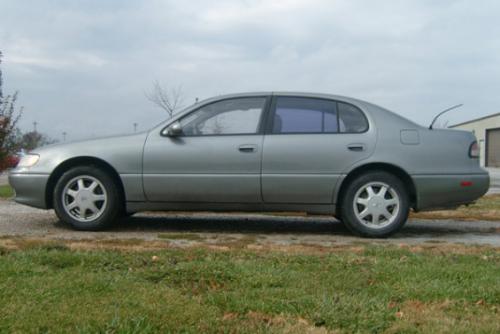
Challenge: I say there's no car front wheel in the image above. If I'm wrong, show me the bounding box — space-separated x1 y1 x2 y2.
53 166 121 230
340 171 410 237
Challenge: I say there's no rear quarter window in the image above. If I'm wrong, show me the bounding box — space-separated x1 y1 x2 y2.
338 102 368 133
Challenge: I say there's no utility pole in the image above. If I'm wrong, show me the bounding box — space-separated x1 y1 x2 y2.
33 121 38 132
62 132 67 142
133 123 138 133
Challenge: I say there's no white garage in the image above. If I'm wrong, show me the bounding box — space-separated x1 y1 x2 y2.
451 113 500 167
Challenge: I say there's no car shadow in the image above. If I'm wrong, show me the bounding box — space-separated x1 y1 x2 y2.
107 213 353 235
394 221 500 238
52 213 499 238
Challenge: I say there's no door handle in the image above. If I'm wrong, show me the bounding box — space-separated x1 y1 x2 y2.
347 144 366 152
238 144 257 153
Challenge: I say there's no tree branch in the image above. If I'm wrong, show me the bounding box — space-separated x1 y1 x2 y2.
145 80 185 118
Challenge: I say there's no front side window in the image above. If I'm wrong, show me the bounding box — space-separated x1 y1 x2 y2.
272 97 338 134
181 97 266 136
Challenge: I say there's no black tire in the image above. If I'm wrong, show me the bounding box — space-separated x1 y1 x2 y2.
340 171 410 238
53 166 122 231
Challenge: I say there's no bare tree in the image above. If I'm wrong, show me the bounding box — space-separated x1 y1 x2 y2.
145 80 185 119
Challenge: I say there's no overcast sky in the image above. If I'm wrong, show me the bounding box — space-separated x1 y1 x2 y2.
1 0 500 140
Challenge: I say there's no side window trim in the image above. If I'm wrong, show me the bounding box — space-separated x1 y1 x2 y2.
264 96 369 135
160 96 272 137
264 96 278 134
258 95 273 135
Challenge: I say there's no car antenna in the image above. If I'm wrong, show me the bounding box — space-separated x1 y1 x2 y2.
429 104 463 129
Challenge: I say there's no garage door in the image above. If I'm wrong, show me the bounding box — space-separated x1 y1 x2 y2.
487 128 500 167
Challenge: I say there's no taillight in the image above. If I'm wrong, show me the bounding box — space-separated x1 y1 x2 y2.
469 141 479 158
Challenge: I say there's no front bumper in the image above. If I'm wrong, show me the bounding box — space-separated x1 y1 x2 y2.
413 173 490 211
8 173 50 209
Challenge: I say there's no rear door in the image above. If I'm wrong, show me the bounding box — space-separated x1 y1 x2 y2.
261 96 375 204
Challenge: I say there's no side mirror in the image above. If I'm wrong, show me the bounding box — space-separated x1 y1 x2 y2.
165 122 183 137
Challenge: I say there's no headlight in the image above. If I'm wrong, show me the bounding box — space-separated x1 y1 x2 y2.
17 154 40 168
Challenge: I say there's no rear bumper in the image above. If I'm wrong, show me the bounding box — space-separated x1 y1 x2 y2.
413 173 490 211
8 173 49 209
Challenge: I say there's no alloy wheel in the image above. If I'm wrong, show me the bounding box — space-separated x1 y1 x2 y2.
62 175 108 223
353 181 400 229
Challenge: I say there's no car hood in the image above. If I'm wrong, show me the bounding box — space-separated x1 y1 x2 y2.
32 132 148 155
15 132 149 175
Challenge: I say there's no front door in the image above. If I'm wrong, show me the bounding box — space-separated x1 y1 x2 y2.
261 96 375 204
143 96 268 203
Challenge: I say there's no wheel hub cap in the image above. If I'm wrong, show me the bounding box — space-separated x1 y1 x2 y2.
62 175 108 223
353 182 400 229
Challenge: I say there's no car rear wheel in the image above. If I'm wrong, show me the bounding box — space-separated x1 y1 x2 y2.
340 171 410 237
53 166 121 230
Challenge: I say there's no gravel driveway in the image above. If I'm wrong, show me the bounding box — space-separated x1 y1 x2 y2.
1 199 500 247
0 174 8 186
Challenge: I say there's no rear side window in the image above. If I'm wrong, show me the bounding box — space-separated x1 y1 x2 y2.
338 102 368 133
271 97 338 134
270 97 368 134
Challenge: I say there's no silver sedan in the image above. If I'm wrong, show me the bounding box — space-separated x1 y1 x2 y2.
9 92 489 237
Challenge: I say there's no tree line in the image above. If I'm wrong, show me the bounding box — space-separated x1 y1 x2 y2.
0 51 55 171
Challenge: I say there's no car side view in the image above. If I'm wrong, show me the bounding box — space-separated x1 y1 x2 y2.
9 92 490 237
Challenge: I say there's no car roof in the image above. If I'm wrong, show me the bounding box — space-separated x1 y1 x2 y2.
198 91 368 106
207 91 423 129
155 91 422 132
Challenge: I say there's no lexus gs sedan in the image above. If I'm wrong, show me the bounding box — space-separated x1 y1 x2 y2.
9 92 489 237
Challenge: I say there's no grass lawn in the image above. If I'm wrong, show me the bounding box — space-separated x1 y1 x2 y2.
0 185 13 198
411 194 500 221
0 241 499 333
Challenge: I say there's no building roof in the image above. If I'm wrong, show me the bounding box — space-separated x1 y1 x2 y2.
450 112 500 128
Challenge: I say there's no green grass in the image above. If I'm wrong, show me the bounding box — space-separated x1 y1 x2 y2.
157 232 206 241
0 185 13 198
0 243 499 333
412 194 500 221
